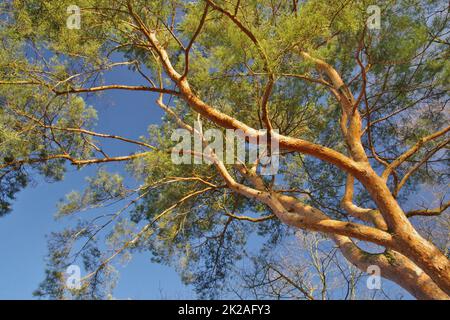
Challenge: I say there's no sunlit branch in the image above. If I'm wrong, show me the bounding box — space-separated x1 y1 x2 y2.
54 84 179 96
406 201 450 218
382 126 450 181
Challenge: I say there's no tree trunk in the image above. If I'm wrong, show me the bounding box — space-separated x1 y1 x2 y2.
335 237 449 300
358 168 450 296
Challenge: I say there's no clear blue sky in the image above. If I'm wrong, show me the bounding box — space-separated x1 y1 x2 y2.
0 63 196 299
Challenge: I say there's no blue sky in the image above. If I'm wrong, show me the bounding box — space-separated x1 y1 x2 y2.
0 64 196 299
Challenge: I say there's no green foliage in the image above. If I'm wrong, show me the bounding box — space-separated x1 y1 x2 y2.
0 0 448 298
57 169 127 217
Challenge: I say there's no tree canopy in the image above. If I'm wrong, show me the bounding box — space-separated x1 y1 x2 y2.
0 0 449 299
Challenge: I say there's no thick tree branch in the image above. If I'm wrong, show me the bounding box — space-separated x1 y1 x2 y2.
126 8 363 178
341 174 387 230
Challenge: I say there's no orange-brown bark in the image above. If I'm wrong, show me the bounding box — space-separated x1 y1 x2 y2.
128 16 450 297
